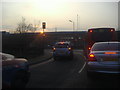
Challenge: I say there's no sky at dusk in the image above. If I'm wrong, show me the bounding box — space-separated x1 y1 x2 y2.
0 0 119 32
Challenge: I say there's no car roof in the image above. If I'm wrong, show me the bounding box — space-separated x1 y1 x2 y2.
88 28 114 30
94 42 120 45
93 42 120 47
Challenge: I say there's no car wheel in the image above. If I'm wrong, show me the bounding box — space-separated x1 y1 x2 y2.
11 71 30 88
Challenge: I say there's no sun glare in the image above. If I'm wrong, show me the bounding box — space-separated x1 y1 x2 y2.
40 30 44 34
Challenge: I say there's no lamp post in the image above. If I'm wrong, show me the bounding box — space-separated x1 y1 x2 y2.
69 20 75 31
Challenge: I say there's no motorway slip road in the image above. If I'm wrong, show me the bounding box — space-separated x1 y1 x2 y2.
27 50 120 88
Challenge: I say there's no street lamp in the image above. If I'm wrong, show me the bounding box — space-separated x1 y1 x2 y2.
69 20 75 31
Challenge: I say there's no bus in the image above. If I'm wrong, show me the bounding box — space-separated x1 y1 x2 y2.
84 28 117 57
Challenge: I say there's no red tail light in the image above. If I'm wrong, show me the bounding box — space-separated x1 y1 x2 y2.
68 47 71 50
53 48 56 51
89 30 93 33
88 53 96 61
110 29 114 32
88 47 91 50
89 54 95 58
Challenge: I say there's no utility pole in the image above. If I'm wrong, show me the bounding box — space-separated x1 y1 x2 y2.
55 27 57 32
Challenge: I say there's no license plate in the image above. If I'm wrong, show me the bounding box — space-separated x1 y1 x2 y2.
60 51 64 53
58 51 65 54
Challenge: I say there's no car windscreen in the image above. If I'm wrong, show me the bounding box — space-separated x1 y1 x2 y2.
92 43 120 51
55 44 69 48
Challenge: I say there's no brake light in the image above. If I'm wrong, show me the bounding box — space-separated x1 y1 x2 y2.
110 29 114 32
88 47 91 50
53 48 56 51
60 42 64 44
88 53 96 61
105 52 117 54
89 30 93 33
89 54 95 58
68 47 71 50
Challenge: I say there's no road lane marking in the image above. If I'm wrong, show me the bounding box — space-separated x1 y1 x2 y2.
30 58 54 69
78 54 87 74
72 50 87 74
78 62 86 73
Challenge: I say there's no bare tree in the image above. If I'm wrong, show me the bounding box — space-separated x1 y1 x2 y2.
16 17 28 33
16 17 39 33
27 24 37 32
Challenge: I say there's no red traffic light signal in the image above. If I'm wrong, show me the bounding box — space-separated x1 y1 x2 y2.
42 22 46 29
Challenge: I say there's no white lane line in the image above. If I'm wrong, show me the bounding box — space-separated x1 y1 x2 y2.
30 58 54 69
78 62 86 73
78 54 87 74
72 50 87 74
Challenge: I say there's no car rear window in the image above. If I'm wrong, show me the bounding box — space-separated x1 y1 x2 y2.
92 43 120 51
89 29 113 42
55 44 69 48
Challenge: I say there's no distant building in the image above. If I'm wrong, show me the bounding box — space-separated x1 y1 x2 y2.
44 31 87 49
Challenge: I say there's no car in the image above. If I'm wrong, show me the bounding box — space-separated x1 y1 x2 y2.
1 52 30 88
87 42 120 77
53 41 73 60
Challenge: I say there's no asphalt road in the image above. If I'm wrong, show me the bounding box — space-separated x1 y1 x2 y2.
26 50 120 88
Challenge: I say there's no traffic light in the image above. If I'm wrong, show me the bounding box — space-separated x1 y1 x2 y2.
42 22 46 29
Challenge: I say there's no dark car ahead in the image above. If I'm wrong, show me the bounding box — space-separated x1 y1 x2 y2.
87 42 120 77
1 52 30 88
53 41 73 60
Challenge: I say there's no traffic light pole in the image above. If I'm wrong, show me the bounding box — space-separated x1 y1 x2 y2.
42 22 46 54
